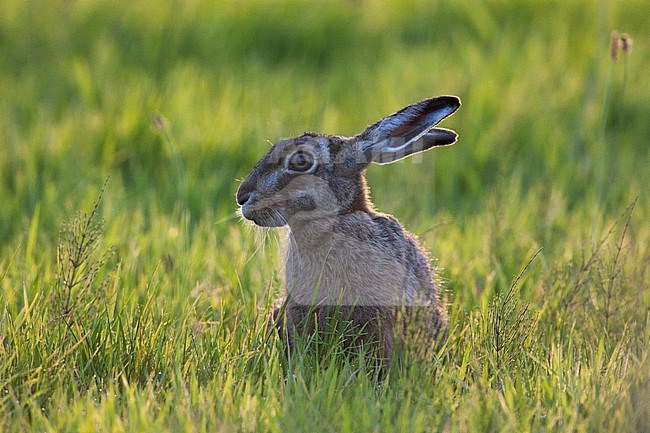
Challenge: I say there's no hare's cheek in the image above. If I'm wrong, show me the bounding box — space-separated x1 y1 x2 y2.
285 196 317 213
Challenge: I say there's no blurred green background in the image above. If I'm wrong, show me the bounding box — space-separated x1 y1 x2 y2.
2 0 649 339
1 0 649 430
1 0 647 246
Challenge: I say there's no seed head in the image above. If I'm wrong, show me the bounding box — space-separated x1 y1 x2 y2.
610 31 620 62
620 33 632 54
610 31 633 62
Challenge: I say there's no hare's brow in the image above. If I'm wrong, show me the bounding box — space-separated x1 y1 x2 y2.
294 132 320 146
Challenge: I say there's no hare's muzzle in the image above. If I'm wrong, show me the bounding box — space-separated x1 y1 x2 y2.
236 174 256 207
236 189 251 206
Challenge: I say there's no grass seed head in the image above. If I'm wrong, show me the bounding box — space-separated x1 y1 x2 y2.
610 31 633 62
610 31 620 62
620 33 633 54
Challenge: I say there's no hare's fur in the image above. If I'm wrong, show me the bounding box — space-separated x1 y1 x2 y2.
237 96 461 360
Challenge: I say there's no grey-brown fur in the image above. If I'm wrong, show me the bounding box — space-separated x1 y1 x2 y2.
236 96 461 361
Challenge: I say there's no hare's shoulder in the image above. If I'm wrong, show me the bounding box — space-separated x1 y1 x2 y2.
338 212 436 291
333 212 431 270
371 214 433 272
332 212 407 251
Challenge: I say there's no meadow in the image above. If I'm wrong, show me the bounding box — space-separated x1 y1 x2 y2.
1 0 649 431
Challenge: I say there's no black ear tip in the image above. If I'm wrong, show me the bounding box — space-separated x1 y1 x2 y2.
444 130 458 145
423 95 461 115
423 128 458 147
444 129 459 143
440 95 461 111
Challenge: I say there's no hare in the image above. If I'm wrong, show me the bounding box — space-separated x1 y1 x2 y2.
236 96 461 361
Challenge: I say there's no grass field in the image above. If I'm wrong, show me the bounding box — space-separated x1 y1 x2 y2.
1 0 649 431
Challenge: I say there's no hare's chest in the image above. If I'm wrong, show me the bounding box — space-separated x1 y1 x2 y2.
284 232 407 307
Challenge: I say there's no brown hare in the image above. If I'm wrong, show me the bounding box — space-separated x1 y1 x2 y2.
236 96 461 362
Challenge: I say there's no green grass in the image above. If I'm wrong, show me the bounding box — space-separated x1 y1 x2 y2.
1 0 649 431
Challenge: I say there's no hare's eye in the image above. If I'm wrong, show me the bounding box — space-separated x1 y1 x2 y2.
287 150 315 173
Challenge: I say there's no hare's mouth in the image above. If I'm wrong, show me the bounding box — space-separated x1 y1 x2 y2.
240 203 286 227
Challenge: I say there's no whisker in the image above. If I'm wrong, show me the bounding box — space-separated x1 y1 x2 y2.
215 211 241 226
244 226 270 267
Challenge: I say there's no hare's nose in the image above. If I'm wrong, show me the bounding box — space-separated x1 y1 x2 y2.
237 175 257 206
236 189 251 206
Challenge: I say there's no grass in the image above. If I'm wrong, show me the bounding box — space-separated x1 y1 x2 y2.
1 0 649 431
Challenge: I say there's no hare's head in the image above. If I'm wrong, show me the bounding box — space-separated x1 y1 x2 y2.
236 96 460 227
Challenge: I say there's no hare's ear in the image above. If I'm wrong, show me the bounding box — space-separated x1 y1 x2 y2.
358 96 460 164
